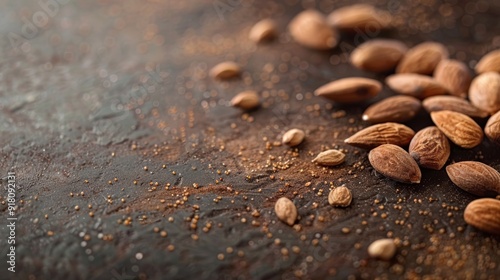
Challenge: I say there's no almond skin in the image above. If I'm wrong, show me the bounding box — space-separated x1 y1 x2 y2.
368 239 396 260
289 10 338 50
249 19 277 43
485 110 500 145
350 39 408 73
328 186 352 207
464 198 500 235
469 72 500 115
409 126 450 170
446 161 500 197
312 149 345 166
231 91 260 110
274 197 298 226
210 61 241 79
314 77 381 103
434 59 471 98
431 110 484 149
327 4 392 31
282 128 305 147
475 49 500 74
362 95 421 124
422 95 489 118
345 122 415 149
396 42 448 75
386 74 449 99
368 144 422 184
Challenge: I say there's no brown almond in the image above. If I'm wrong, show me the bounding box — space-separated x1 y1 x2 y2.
464 198 500 235
409 126 450 170
312 149 345 166
446 161 500 197
422 95 489 118
350 39 407 73
434 59 471 98
362 95 421 124
314 77 381 103
328 186 352 207
289 10 338 50
469 72 500 115
210 61 241 80
386 74 449 99
327 4 392 31
396 42 448 75
249 19 277 43
368 144 422 184
231 91 260 110
274 197 298 226
430 110 483 148
368 239 396 260
344 122 415 149
282 128 305 147
485 110 500 145
475 49 500 74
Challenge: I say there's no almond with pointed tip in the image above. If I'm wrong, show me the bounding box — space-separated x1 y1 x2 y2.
368 144 422 184
464 198 500 235
210 61 241 80
362 95 421 124
422 95 489 118
396 42 448 74
312 149 345 166
434 59 471 98
446 161 500 197
469 72 500 115
485 111 500 145
344 122 415 149
231 91 260 110
274 197 298 226
475 49 500 74
409 126 450 170
327 4 392 31
431 110 483 148
350 39 407 73
386 74 449 99
249 19 277 43
289 10 338 50
282 128 305 147
314 77 381 103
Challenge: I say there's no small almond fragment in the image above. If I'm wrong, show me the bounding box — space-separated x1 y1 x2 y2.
210 61 241 80
396 42 448 75
327 4 392 31
314 77 381 103
274 197 298 226
469 72 500 115
368 239 396 260
434 59 471 98
464 198 500 235
328 186 352 207
409 126 450 170
344 123 415 149
485 110 500 145
282 128 305 147
431 110 483 148
289 10 338 50
368 144 421 184
231 91 260 110
446 161 500 197
386 74 449 99
362 95 421 124
350 39 407 73
422 95 489 118
249 19 277 43
475 49 500 74
312 149 345 166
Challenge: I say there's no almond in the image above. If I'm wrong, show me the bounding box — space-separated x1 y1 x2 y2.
289 10 338 50
327 4 392 31
386 74 449 99
434 59 471 98
210 61 241 79
409 126 450 170
275 197 298 226
328 186 352 207
396 42 448 75
344 122 415 149
350 39 407 73
368 239 396 260
485 110 500 145
464 198 500 235
475 49 500 74
362 95 421 124
314 77 381 103
430 110 483 148
368 144 421 184
469 72 500 115
422 95 489 118
312 149 345 166
249 19 278 43
282 128 305 147
231 91 260 110
446 161 500 197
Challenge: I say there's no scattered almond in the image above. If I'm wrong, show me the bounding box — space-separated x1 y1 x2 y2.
328 186 352 207
344 122 415 149
210 61 241 80
409 126 450 170
464 198 500 235
446 161 500 197
327 4 392 31
282 128 305 147
275 197 298 226
231 91 260 110
434 59 471 98
350 39 407 73
314 77 382 103
362 95 421 124
368 144 421 184
396 42 448 75
469 72 500 115
422 95 489 118
431 110 483 148
249 19 277 43
368 239 397 260
475 49 500 74
289 10 338 50
312 149 345 166
485 110 500 145
386 73 449 99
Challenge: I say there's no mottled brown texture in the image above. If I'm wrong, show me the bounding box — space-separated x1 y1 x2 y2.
431 110 484 148
289 10 338 50
350 39 408 73
409 126 450 170
446 161 500 197
368 144 422 183
396 41 449 74
485 111 500 145
344 122 415 149
362 95 421 123
422 95 489 118
328 186 352 207
274 197 298 226
312 149 346 166
314 77 382 103
469 72 500 115
386 73 449 99
434 59 471 98
464 198 500 235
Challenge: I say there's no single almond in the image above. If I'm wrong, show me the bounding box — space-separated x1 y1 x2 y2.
328 186 352 207
422 95 489 118
231 91 260 110
362 95 421 124
282 128 305 147
386 74 449 99
249 19 277 43
469 72 500 115
210 61 241 80
396 42 448 75
289 10 338 50
464 198 500 235
475 49 500 74
350 39 407 73
368 239 396 260
312 149 345 166
434 59 471 98
409 126 450 170
446 161 500 197
485 110 500 145
345 122 415 149
327 4 392 31
314 77 381 103
368 144 422 184
430 110 483 148
274 197 298 226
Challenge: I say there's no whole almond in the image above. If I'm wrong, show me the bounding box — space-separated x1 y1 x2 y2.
249 19 277 43
469 72 500 115
386 74 449 99
312 149 345 166
396 42 448 75
345 123 415 149
327 4 392 31
282 128 305 147
422 95 489 118
314 77 381 103
431 110 483 148
289 10 338 50
475 49 500 74
434 59 471 98
231 91 260 110
350 39 408 73
485 110 500 145
446 161 500 197
409 126 450 170
368 239 396 260
362 95 421 124
328 186 352 207
275 197 298 226
210 61 241 80
368 144 421 184
464 198 500 235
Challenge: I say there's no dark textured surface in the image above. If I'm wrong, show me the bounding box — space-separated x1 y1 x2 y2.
1 0 500 279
